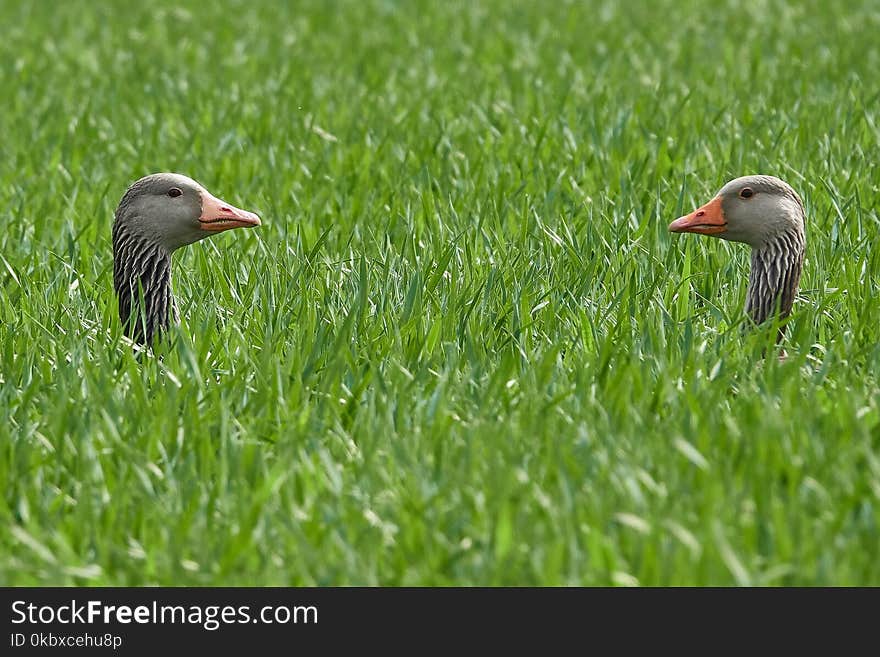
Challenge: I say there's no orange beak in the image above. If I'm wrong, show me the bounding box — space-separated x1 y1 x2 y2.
668 196 727 235
198 191 262 232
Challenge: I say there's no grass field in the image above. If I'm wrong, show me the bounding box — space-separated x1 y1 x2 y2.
1 0 879 586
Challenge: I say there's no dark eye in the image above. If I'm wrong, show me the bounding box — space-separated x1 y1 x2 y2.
739 187 754 199
168 188 182 198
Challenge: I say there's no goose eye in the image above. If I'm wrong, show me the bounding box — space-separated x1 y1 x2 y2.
739 187 754 199
168 188 183 198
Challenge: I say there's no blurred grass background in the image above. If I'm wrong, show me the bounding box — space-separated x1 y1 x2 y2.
1 0 879 584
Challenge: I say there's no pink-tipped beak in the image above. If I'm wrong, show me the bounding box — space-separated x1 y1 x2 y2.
199 191 262 232
668 196 727 235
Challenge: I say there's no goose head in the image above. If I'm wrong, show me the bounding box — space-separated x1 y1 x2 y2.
669 175 804 248
114 173 261 252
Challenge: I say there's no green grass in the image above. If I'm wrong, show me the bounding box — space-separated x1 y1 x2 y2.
1 0 879 585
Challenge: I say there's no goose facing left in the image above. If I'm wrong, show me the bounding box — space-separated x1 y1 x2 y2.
112 173 261 345
669 174 805 337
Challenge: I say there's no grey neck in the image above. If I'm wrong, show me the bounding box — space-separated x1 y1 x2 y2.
112 224 177 345
745 227 805 329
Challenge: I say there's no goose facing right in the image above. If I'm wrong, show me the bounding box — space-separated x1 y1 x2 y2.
112 173 261 345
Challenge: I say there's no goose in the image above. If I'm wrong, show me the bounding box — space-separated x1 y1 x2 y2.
669 175 805 338
112 173 261 345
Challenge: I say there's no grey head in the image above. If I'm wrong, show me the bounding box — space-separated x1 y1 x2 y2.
113 173 261 252
669 174 805 249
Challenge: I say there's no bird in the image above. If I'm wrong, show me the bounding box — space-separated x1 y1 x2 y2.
669 175 806 339
112 173 261 345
